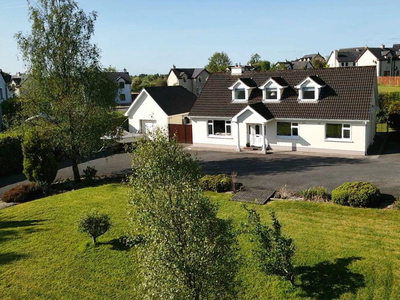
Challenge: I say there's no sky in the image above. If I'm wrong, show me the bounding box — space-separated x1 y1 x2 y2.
1 0 400 76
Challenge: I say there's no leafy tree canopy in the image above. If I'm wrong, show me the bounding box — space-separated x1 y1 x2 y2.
15 0 118 182
205 52 232 73
130 130 239 300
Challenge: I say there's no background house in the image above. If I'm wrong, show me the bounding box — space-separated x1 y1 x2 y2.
327 47 365 68
167 66 210 96
356 44 400 77
0 69 12 130
275 60 314 70
10 72 29 98
297 53 325 62
125 86 197 134
107 70 132 105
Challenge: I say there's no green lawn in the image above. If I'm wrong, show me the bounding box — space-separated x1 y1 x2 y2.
1 184 400 300
379 85 400 93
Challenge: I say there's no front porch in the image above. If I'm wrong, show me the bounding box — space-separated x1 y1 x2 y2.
232 105 273 154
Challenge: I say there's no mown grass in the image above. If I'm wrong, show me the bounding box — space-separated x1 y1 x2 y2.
379 85 400 93
1 184 400 300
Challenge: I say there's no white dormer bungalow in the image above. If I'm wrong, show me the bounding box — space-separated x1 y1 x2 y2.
295 76 326 102
258 77 288 102
228 78 258 102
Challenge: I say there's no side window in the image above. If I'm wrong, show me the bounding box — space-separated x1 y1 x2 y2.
119 82 125 89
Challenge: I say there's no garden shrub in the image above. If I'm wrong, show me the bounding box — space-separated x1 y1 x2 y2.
300 186 330 201
23 127 61 187
200 174 232 192
83 166 97 183
0 131 23 178
78 211 112 244
332 181 381 208
2 183 43 203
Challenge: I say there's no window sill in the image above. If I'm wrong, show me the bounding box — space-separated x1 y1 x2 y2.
232 99 247 103
324 138 353 143
263 99 281 103
276 135 300 140
207 135 233 139
297 99 318 103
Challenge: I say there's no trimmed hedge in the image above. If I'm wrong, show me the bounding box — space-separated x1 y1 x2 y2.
2 183 43 203
200 174 232 192
332 181 381 208
0 131 23 178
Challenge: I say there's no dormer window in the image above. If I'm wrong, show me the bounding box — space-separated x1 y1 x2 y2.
228 78 257 102
295 76 326 102
302 87 315 99
235 88 246 100
259 77 288 102
266 88 278 100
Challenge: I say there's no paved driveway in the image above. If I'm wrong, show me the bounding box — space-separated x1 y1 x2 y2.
1 141 400 198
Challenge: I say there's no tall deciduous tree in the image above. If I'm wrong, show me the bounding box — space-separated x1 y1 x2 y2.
205 52 232 73
130 130 239 300
15 0 118 182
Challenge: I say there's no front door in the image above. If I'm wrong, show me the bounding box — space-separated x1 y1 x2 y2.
248 124 262 147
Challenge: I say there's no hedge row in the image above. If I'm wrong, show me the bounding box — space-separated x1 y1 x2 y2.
0 131 23 177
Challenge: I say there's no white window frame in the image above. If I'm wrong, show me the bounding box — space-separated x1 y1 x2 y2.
325 123 352 142
302 87 316 100
259 78 287 102
295 78 324 102
229 79 255 102
234 88 246 100
276 122 299 139
207 120 232 138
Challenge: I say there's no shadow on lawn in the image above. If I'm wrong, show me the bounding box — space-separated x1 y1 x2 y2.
0 220 47 244
296 256 365 300
0 252 28 266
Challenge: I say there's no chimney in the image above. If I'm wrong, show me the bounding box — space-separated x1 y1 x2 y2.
231 65 244 76
173 64 176 69
381 44 385 49
123 68 127 73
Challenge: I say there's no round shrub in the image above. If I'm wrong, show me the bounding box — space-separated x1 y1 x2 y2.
78 211 112 244
332 181 381 208
2 183 43 203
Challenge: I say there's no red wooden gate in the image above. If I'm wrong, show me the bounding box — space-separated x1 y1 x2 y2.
168 124 193 144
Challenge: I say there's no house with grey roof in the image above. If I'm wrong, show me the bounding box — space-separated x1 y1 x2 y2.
297 53 325 62
275 60 314 70
188 65 378 156
167 66 210 96
327 47 365 68
107 70 132 105
356 44 400 77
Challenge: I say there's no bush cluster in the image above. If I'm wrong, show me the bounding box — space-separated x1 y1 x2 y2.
332 181 381 208
83 166 97 183
2 183 43 203
299 186 330 201
0 131 23 178
23 128 61 187
200 174 232 192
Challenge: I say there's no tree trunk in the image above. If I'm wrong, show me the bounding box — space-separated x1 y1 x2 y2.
72 157 81 183
92 236 96 245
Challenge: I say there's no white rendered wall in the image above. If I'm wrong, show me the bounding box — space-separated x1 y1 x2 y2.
116 78 132 104
127 92 168 133
167 72 179 86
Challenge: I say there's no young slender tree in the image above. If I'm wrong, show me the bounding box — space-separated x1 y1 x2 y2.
130 129 239 300
15 0 118 182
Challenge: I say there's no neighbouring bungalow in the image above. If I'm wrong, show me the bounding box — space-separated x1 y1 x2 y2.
125 86 197 134
188 66 378 156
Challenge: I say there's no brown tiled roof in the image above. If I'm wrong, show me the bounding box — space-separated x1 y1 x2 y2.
189 66 376 121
